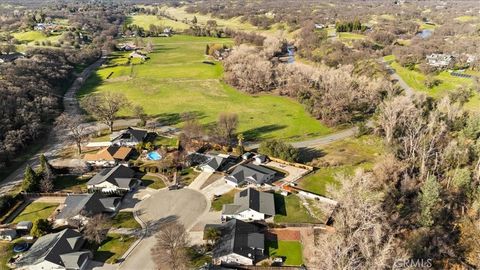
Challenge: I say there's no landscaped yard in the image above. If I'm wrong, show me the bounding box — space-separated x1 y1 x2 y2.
53 174 90 192
267 240 303 266
111 212 141 229
274 194 320 224
211 189 237 211
153 136 178 147
141 174 166 189
94 233 137 264
298 135 383 195
179 167 200 185
12 202 59 223
78 35 331 141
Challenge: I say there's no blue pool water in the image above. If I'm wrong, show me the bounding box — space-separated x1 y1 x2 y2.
147 151 162 160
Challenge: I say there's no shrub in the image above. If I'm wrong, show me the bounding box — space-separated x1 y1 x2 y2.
259 139 299 162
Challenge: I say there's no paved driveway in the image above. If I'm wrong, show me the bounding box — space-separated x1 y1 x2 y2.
265 161 310 183
119 188 208 270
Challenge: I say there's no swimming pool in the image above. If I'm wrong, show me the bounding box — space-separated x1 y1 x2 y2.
147 151 162 161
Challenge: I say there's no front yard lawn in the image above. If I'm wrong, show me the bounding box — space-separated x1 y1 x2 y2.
211 189 237 211
93 233 137 264
179 167 200 186
141 174 166 189
54 175 90 192
267 240 303 266
111 212 141 229
274 194 320 224
12 202 59 223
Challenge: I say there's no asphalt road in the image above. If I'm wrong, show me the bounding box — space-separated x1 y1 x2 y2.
119 188 208 270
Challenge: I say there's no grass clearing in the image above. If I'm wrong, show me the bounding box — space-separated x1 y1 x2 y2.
338 32 366 40
267 240 303 266
211 189 237 211
274 194 320 224
12 202 58 224
12 31 63 46
141 174 166 189
93 233 137 264
111 212 141 229
78 35 331 141
299 135 384 195
129 14 189 30
455 15 478 22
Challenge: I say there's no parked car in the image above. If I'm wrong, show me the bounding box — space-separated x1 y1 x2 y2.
168 184 183 190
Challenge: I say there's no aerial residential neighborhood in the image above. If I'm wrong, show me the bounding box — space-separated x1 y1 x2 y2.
1 0 480 270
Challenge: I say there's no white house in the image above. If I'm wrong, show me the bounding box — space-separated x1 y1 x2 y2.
0 229 17 241
225 163 277 187
222 188 276 221
426 53 453 68
199 154 228 172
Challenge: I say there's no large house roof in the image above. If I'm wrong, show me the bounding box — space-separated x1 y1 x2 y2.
203 155 227 171
212 219 265 261
226 164 276 185
222 188 276 216
84 146 132 161
16 229 90 268
87 164 135 188
56 193 120 220
112 127 147 143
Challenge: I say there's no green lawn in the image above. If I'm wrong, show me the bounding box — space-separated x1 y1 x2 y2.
12 31 63 46
211 189 237 211
298 135 383 195
0 241 14 269
274 194 320 224
129 14 190 30
267 240 303 266
390 61 480 111
141 174 166 189
53 175 90 192
153 136 178 147
111 212 141 229
94 233 137 264
179 167 200 185
12 202 58 223
338 32 366 40
78 35 331 141
455 15 478 22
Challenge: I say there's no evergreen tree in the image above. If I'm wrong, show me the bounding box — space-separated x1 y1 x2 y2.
22 165 39 192
205 44 210 55
192 15 198 24
31 219 52 237
420 175 441 227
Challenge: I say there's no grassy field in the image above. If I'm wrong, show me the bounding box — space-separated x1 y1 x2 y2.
141 174 166 189
274 194 320 224
78 35 331 141
12 31 62 46
94 233 137 264
389 61 480 111
129 14 189 30
267 240 303 266
455 15 478 22
338 32 366 40
299 135 384 195
161 6 257 31
12 202 58 223
111 212 141 229
54 175 90 192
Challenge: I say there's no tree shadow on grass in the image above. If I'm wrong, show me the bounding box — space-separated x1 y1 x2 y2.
297 147 325 163
77 72 103 97
152 111 206 126
242 124 287 141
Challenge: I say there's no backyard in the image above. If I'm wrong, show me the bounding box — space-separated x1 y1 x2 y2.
12 202 59 223
274 194 321 224
53 174 90 192
267 240 303 266
77 35 331 141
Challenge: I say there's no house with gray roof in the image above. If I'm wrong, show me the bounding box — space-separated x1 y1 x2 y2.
87 164 137 193
209 219 266 266
200 154 229 172
225 164 277 187
222 188 275 222
55 193 120 226
111 127 147 146
0 229 17 241
15 228 91 270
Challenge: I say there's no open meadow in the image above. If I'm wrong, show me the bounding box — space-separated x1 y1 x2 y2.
78 35 331 141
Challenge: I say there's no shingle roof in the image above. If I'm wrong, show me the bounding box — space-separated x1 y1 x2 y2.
56 193 119 220
112 127 147 143
226 164 276 185
222 188 276 217
212 219 265 261
87 164 135 188
16 229 89 268
204 155 227 171
84 146 132 161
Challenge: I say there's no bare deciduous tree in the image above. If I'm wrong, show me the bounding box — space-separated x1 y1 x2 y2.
151 221 189 270
81 92 129 133
83 214 110 244
55 113 90 154
214 113 238 145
